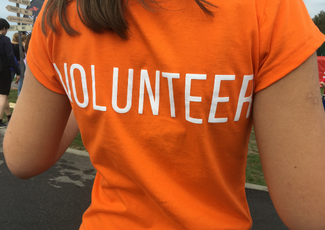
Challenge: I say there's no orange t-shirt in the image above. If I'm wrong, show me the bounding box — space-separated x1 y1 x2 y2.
28 0 325 229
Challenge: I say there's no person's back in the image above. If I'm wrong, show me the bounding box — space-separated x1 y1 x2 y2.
28 1 262 228
3 0 325 229
0 33 19 74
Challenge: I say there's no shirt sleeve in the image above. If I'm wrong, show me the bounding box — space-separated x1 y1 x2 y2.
27 1 66 95
255 0 325 93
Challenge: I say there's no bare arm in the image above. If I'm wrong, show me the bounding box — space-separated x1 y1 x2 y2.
320 81 325 88
55 110 80 162
15 75 20 84
3 65 76 179
253 53 325 229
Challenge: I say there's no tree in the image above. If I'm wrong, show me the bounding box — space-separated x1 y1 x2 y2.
312 10 325 56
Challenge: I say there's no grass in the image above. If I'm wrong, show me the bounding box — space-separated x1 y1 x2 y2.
69 132 86 151
246 154 266 186
2 89 17 122
246 128 266 186
8 89 18 103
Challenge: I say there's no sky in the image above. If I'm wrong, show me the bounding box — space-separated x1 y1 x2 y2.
0 0 324 40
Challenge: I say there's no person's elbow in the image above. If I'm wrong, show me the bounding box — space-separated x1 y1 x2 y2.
3 141 56 180
5 158 34 180
275 199 325 230
281 215 325 230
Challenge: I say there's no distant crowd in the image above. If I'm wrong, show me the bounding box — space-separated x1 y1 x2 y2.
0 18 31 127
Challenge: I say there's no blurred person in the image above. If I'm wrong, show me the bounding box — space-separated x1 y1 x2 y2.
21 34 27 47
3 0 325 230
11 32 25 96
318 56 325 109
0 19 20 127
24 33 32 54
320 81 325 110
14 33 33 101
21 34 28 92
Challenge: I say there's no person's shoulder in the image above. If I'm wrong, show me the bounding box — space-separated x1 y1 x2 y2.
1 36 11 44
1 35 10 40
0 35 10 48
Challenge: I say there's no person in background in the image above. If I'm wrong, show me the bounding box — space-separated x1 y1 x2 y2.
23 34 30 80
3 0 325 229
318 57 325 109
24 33 31 54
0 19 20 127
20 35 27 96
21 35 27 47
11 33 26 97
18 34 30 98
320 81 325 109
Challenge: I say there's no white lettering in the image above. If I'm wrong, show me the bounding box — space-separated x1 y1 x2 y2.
234 75 254 121
53 63 72 102
112 68 133 113
92 65 107 111
70 64 89 108
208 75 235 123
54 63 256 124
185 74 206 124
63 63 73 102
138 70 160 115
162 72 180 117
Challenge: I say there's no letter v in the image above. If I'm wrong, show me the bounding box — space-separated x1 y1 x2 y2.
53 63 73 102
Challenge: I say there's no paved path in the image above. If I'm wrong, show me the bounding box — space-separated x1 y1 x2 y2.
0 132 288 230
11 82 18 90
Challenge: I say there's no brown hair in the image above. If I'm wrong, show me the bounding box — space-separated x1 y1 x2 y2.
21 34 28 43
12 32 19 43
25 33 32 54
42 0 216 39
